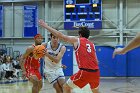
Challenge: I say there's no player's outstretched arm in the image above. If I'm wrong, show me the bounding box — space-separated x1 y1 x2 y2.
113 48 125 58
113 32 140 58
38 19 77 44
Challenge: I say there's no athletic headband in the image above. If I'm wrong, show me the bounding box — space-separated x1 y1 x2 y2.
34 34 42 39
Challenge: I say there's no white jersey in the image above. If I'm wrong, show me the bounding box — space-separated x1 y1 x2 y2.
44 41 63 70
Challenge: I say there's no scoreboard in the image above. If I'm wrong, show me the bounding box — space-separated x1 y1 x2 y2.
64 0 102 30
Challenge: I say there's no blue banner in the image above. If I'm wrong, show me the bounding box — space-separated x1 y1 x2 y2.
0 5 3 37
24 5 38 37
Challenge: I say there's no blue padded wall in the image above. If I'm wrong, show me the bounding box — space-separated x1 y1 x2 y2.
114 54 127 76
127 47 140 76
96 46 127 77
96 46 116 76
114 46 127 76
62 46 73 76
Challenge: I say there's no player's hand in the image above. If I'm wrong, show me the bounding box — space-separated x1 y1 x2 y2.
44 49 49 57
38 19 48 28
42 48 47 57
44 73 47 78
22 71 26 80
61 64 67 69
113 48 125 58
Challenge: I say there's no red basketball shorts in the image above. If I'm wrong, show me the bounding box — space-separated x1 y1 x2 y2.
70 69 100 89
25 68 42 80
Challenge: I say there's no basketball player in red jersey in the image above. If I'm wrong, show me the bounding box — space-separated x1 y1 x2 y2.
39 19 100 93
20 34 43 93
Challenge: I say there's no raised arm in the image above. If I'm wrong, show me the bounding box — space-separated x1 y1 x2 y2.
122 33 140 52
38 19 78 44
113 32 140 57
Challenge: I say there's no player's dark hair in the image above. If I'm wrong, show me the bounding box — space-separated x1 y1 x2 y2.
50 28 58 38
78 27 90 39
50 33 53 37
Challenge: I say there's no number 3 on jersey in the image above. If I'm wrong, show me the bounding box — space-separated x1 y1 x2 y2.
86 44 91 53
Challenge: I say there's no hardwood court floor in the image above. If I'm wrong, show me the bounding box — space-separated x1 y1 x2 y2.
0 77 140 93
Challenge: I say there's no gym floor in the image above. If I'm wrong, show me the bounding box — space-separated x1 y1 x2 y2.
0 77 140 93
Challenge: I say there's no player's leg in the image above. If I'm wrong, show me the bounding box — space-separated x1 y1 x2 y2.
46 68 65 93
53 77 65 93
63 82 72 93
89 70 100 93
63 78 86 93
53 81 63 93
53 82 61 93
38 80 43 92
36 71 43 91
44 71 59 92
91 88 100 93
29 75 40 93
29 71 42 93
63 70 87 93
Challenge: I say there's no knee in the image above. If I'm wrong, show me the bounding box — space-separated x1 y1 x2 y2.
32 81 38 87
92 88 100 93
63 83 67 88
63 83 71 91
39 82 43 89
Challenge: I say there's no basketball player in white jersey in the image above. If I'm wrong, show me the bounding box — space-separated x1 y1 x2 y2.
42 33 66 93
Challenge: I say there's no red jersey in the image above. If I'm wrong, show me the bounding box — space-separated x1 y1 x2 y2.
24 56 41 80
75 38 99 70
24 56 40 70
24 44 40 70
24 45 41 80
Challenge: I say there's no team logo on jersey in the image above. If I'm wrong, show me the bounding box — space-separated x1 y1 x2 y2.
48 52 57 56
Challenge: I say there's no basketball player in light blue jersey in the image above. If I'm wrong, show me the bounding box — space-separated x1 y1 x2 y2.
42 33 66 93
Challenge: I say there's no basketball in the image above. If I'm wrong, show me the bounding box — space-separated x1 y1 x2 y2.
33 45 46 58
